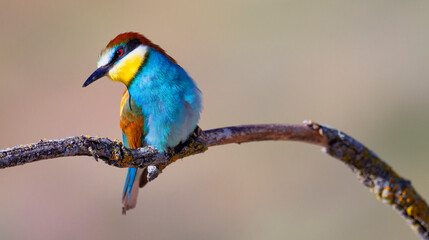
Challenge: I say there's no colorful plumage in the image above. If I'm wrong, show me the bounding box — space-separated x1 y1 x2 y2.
83 32 202 213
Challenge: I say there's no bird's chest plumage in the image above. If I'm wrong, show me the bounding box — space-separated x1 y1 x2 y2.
126 50 202 152
119 90 145 149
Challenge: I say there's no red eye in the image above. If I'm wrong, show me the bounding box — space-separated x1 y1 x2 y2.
116 49 124 57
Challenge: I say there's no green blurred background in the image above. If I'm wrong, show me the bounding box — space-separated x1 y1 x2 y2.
1 0 428 239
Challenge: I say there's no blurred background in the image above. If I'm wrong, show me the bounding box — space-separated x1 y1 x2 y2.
1 0 428 239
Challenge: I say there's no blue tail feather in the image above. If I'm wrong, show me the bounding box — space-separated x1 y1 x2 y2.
123 167 137 198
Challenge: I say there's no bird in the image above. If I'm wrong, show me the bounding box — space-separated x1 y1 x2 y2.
83 32 202 214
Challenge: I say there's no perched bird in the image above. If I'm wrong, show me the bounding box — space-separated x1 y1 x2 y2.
83 32 202 213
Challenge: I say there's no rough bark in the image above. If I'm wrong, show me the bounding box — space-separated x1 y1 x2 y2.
0 121 428 239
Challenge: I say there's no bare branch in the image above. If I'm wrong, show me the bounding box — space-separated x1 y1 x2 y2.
0 122 428 239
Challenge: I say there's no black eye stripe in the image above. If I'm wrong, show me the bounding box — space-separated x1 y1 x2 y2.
124 38 141 53
109 38 142 64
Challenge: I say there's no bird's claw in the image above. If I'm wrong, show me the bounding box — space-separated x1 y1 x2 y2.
192 126 203 138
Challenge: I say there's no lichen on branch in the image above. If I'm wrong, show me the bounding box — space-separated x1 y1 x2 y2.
0 121 428 239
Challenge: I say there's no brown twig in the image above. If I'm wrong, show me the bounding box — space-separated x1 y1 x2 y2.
0 121 427 239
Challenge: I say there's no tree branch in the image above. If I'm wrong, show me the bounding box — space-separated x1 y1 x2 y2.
0 121 428 239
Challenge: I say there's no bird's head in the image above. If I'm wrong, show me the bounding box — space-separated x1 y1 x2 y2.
83 32 176 88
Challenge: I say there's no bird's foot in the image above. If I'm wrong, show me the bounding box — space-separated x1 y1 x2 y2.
192 125 203 138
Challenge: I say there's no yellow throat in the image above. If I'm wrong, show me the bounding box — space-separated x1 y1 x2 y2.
106 45 147 86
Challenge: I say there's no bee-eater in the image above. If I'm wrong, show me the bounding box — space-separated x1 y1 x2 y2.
83 32 202 213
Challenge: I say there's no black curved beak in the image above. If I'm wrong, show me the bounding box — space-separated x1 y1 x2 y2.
82 65 111 87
